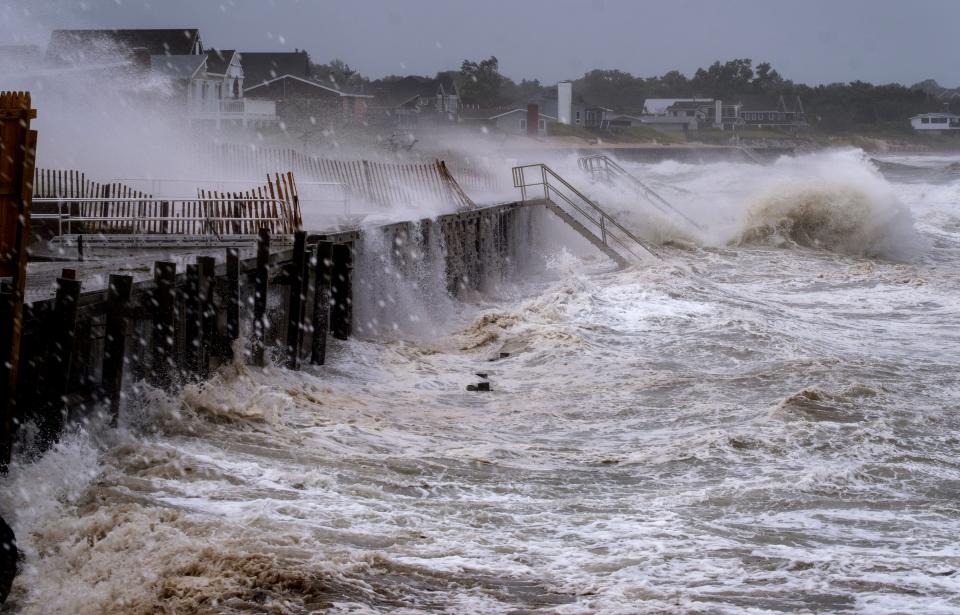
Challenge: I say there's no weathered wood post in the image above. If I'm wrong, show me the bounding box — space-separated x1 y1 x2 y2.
0 91 37 469
184 264 202 378
103 274 132 428
286 230 308 369
252 228 270 366
225 248 240 359
151 261 176 388
311 240 333 365
197 255 216 377
38 274 81 446
330 242 353 340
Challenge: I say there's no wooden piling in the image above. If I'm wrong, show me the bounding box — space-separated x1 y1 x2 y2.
330 242 353 340
311 241 333 365
0 91 37 469
286 231 308 370
225 248 240 358
151 261 176 388
102 274 132 427
197 256 216 377
38 275 81 445
253 228 270 366
184 264 202 378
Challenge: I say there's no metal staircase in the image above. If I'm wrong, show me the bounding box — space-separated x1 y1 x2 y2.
577 154 703 232
512 163 658 267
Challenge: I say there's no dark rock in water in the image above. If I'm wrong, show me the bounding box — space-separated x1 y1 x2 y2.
475 372 488 379
476 382 491 391
466 384 478 391
0 515 17 604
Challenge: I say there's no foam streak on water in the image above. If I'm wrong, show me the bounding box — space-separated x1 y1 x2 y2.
2 151 960 614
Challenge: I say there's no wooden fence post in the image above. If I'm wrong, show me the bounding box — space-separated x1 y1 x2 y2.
0 91 37 469
225 248 240 359
311 241 333 365
330 242 353 340
151 261 176 389
197 255 216 377
252 228 270 366
103 274 132 428
184 264 202 378
38 275 81 447
286 231 307 370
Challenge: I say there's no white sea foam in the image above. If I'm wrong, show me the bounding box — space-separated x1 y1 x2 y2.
3 150 960 613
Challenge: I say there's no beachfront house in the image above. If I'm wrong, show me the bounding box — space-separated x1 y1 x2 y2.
459 106 556 136
367 74 462 129
244 73 372 127
909 112 960 133
730 95 807 133
46 29 278 127
149 50 277 128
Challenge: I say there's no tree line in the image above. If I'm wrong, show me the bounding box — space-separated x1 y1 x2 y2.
309 56 960 133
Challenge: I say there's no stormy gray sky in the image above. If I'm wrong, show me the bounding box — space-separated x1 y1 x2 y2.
3 0 957 87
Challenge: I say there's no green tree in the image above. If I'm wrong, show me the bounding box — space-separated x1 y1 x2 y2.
459 56 505 106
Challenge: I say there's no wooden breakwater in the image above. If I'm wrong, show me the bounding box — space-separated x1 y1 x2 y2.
1 201 536 464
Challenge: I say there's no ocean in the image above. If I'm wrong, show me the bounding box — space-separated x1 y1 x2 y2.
2 148 959 614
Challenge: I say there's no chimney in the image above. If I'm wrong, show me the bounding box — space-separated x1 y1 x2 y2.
527 104 538 136
558 81 572 125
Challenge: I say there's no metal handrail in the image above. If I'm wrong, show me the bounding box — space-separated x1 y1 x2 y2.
512 163 658 263
577 154 703 231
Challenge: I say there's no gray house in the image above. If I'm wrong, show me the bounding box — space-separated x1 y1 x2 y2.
460 107 557 136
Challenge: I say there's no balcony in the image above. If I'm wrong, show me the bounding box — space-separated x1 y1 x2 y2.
187 98 277 124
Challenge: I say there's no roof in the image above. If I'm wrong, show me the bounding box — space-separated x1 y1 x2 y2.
205 49 237 75
240 51 310 86
910 112 960 119
47 29 202 64
460 107 558 121
734 94 803 112
371 76 439 107
150 54 206 80
244 73 373 98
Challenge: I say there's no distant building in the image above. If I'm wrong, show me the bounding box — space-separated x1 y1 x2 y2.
244 74 372 127
909 112 960 132
368 75 461 129
642 95 807 133
45 29 276 127
728 95 807 132
607 113 645 129
459 107 556 136
149 50 277 128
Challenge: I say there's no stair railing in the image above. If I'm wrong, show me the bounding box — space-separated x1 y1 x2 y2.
512 163 658 264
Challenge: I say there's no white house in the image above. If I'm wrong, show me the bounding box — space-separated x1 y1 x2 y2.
150 50 277 128
910 112 960 132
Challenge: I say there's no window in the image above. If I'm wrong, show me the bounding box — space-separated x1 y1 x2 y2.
575 111 581 126
922 117 930 124
538 119 546 131
519 118 527 131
